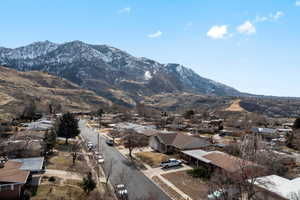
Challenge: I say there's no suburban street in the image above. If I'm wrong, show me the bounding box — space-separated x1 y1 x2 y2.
79 120 171 200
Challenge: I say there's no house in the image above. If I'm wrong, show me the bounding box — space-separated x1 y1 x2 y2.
10 157 44 174
149 133 211 154
252 175 300 200
2 140 43 158
282 123 294 129
181 150 260 177
10 157 44 186
252 128 278 139
0 159 30 200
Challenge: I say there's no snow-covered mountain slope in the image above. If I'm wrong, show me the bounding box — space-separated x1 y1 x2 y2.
0 41 243 106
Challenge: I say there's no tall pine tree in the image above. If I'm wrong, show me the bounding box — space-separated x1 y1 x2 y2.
293 118 300 130
57 113 80 144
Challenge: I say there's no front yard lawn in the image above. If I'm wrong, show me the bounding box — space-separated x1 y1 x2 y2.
162 170 208 200
31 184 85 200
135 152 169 167
47 141 88 173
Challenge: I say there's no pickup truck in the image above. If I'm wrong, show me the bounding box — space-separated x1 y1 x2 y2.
160 158 182 168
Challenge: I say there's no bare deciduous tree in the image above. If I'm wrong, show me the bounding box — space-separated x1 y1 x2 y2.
123 129 148 160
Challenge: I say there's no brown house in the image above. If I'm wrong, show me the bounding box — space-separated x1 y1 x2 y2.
149 133 211 154
0 160 30 200
181 150 262 178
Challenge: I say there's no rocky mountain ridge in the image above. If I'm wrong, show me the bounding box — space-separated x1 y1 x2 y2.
0 41 242 106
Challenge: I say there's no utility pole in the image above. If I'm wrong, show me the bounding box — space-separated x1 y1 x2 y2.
98 133 100 153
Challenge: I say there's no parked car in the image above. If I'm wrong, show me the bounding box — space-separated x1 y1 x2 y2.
115 184 128 200
106 139 114 146
97 155 104 164
87 142 94 151
160 158 182 168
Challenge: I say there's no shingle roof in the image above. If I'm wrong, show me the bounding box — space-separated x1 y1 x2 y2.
157 133 211 150
182 150 257 174
0 161 29 184
203 152 256 173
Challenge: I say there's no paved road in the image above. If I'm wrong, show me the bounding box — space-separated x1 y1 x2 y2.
79 120 171 200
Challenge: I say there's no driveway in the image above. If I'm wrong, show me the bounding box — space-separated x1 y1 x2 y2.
79 120 171 200
142 164 192 179
45 169 82 180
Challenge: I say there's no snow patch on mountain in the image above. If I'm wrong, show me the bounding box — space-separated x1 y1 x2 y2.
144 71 152 80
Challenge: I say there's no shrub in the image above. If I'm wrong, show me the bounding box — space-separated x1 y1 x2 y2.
48 176 56 182
187 166 211 180
23 190 31 200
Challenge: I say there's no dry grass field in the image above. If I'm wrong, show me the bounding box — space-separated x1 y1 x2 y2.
135 151 169 167
0 66 111 120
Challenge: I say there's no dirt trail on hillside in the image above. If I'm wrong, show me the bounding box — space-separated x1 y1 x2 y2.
225 99 246 112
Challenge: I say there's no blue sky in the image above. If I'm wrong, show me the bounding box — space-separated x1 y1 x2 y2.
1 0 299 97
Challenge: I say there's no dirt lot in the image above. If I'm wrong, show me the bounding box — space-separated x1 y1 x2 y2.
162 170 208 200
47 141 88 174
135 151 169 167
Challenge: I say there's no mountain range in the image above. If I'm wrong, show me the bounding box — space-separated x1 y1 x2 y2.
0 40 242 107
1 40 300 118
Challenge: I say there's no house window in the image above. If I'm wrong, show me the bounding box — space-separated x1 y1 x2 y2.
0 184 13 192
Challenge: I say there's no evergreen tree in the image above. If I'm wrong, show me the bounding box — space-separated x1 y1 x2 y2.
81 172 96 194
57 113 80 144
293 118 300 130
184 110 195 119
44 129 57 154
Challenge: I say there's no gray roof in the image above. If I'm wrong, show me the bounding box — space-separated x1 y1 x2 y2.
252 128 277 134
10 157 44 172
25 119 53 131
182 150 223 163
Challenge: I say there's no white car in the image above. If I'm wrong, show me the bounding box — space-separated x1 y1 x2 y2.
115 184 128 199
160 158 182 168
97 155 104 164
87 142 93 148
208 189 239 200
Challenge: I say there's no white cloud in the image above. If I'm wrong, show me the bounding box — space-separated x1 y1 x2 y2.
254 11 284 23
147 30 162 38
118 7 131 14
296 1 300 6
206 25 228 39
254 16 268 23
270 11 284 20
237 21 256 35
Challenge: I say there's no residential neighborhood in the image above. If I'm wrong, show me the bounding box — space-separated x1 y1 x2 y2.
1 106 300 200
1 1 300 200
